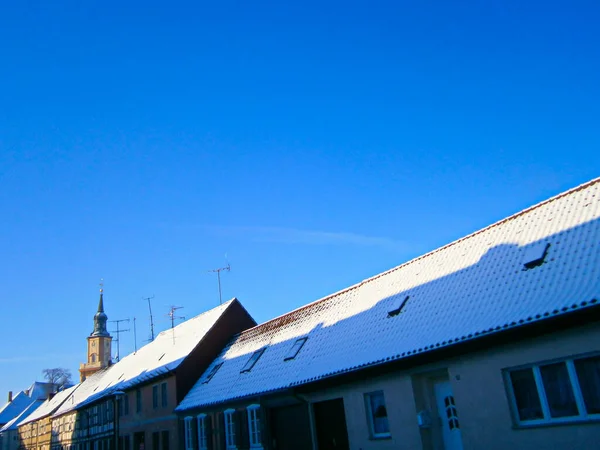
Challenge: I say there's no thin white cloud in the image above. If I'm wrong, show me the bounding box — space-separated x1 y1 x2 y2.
0 353 80 364
210 226 407 251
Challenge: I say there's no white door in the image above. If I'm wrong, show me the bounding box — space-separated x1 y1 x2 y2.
434 381 464 450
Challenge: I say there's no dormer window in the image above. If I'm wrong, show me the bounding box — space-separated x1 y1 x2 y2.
388 296 409 317
523 242 550 269
284 338 308 361
241 349 266 373
202 362 223 384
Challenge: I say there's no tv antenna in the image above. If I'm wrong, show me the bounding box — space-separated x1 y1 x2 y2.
133 317 138 353
109 319 130 362
143 295 155 342
166 306 185 344
208 263 230 304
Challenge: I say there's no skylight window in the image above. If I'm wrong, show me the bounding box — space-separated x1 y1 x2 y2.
388 296 409 317
202 362 223 384
284 337 308 361
241 348 266 373
523 242 550 269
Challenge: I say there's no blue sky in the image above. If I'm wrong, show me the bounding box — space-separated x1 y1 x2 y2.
1 1 599 394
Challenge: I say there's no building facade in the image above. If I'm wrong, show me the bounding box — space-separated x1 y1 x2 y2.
176 177 600 450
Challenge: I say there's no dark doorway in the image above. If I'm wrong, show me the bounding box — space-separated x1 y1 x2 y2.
133 432 145 450
270 404 313 450
313 398 349 450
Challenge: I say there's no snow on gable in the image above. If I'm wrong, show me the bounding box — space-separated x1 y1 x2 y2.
54 300 236 415
177 177 600 410
17 385 79 427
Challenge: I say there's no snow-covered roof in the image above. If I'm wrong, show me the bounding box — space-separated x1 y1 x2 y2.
0 400 44 432
0 392 34 425
17 385 79 427
177 177 600 410
54 300 239 416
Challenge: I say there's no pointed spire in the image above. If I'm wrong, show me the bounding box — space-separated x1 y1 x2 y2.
98 279 105 313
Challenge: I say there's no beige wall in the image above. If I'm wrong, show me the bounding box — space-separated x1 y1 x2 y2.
120 376 179 450
303 322 600 450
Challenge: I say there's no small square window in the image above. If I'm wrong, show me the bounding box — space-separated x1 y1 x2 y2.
284 338 308 361
241 349 266 373
365 391 391 438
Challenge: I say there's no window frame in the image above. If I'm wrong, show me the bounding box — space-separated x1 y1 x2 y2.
223 409 236 449
197 414 208 450
152 385 159 409
364 391 391 439
284 338 308 361
183 417 193 450
161 382 168 408
246 405 262 449
240 348 266 373
504 352 600 427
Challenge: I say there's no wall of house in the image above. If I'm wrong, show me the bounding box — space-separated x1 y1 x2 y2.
119 376 179 450
300 322 600 450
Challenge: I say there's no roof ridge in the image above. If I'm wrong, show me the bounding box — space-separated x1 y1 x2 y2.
236 176 600 335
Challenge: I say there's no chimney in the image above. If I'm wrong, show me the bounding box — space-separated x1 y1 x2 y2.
8 391 12 402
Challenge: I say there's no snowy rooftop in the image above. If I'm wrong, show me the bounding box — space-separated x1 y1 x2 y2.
54 300 237 416
177 177 600 410
0 392 34 425
0 400 44 432
17 385 79 427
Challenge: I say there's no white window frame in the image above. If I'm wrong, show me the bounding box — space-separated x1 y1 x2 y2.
197 414 208 450
246 405 262 449
183 417 193 450
224 409 236 449
505 353 600 426
364 391 391 439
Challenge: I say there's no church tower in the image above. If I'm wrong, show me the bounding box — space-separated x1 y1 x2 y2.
79 283 113 382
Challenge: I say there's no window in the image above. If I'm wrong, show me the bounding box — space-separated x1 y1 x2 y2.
197 414 208 450
388 295 409 317
365 391 391 438
202 362 223 384
119 395 129 417
136 389 142 413
161 382 168 408
247 405 262 448
152 385 159 409
161 431 169 450
184 418 193 450
241 349 266 373
284 338 307 361
506 354 600 425
152 432 160 450
224 409 236 449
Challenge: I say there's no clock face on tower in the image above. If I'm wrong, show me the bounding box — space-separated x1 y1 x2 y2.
92 341 96 347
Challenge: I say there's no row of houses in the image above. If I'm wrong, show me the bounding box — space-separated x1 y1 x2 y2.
4 177 600 450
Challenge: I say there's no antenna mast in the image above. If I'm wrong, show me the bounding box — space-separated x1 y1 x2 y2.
133 317 137 353
166 306 185 344
208 263 231 304
109 319 130 362
143 295 155 341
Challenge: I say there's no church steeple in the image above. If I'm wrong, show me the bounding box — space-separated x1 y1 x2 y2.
79 280 113 382
92 284 109 337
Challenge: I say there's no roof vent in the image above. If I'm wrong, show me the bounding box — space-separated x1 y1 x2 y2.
523 242 550 269
388 296 409 317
